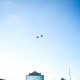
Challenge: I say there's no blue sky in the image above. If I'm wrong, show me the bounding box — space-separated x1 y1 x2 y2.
0 0 80 80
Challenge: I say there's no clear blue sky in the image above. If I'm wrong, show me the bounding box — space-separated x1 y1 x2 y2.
0 0 80 80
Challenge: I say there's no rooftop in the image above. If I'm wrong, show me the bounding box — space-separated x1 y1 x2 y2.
29 71 41 76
